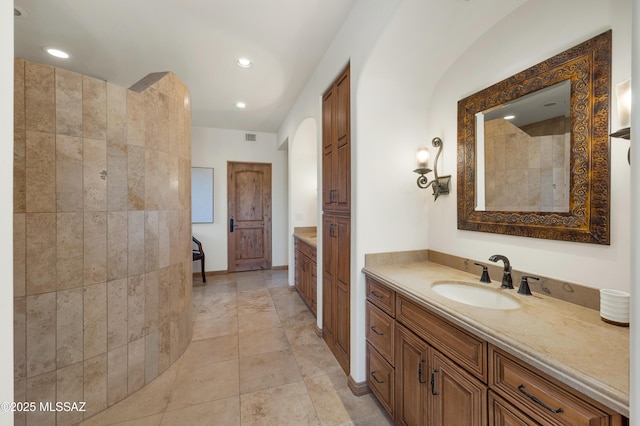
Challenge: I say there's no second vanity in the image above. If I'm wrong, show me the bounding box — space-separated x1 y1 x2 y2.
362 252 629 425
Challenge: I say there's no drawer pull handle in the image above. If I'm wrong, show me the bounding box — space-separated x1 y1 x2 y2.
418 360 427 384
431 369 438 395
370 326 384 336
370 291 384 299
518 384 564 414
370 371 384 384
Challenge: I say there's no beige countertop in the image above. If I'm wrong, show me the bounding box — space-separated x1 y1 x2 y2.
362 260 629 417
293 232 317 248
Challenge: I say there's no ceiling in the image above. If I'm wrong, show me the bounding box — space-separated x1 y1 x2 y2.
13 0 358 133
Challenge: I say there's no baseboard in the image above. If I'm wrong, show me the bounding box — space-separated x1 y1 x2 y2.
347 375 371 396
272 265 289 271
314 325 323 338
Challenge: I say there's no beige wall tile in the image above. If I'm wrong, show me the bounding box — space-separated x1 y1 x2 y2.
128 145 145 210
56 134 83 212
25 131 56 212
25 61 55 133
26 213 56 295
57 287 84 368
13 214 26 297
128 337 145 394
56 362 84 425
84 354 107 418
107 212 128 281
158 211 170 269
107 82 127 148
14 129 26 213
55 68 83 137
128 211 145 276
157 94 170 154
128 274 146 342
107 152 128 212
127 90 145 147
84 138 107 211
57 212 84 290
14 297 26 381
25 371 57 426
145 90 160 151
107 278 128 350
145 270 159 333
158 321 171 373
145 149 159 211
84 282 107 359
145 210 159 273
14 379 26 426
84 212 107 284
26 292 56 377
107 345 128 407
145 330 159 384
83 76 107 140
14 59 25 130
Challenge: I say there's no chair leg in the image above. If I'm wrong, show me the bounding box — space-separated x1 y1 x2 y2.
201 255 206 282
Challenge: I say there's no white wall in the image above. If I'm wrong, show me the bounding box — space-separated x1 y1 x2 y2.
191 127 288 272
427 0 632 291
1 0 13 422
289 117 318 286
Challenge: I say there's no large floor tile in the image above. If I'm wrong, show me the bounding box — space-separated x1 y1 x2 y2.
161 397 240 426
192 315 238 340
180 334 238 365
239 349 302 394
238 327 290 357
237 309 282 333
240 381 321 426
166 359 239 411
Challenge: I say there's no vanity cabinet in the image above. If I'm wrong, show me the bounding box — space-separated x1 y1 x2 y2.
364 276 626 426
294 236 317 315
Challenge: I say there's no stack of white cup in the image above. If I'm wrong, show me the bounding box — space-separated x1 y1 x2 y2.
600 289 630 326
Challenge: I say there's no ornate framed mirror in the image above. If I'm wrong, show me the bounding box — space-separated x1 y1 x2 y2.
457 30 611 244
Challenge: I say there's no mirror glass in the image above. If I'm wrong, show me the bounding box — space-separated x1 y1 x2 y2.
457 31 611 244
476 80 570 213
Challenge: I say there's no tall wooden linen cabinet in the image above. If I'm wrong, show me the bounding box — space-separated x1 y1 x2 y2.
322 65 351 374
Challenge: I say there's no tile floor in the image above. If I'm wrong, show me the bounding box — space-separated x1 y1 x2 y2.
79 270 393 425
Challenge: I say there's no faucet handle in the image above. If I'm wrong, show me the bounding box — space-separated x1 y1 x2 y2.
473 263 491 283
518 275 539 296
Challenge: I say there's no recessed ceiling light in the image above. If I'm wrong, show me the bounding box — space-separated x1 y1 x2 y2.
503 115 515 120
236 58 253 68
43 47 70 59
235 102 247 109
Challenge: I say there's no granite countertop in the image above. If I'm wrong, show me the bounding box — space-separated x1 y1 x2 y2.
362 260 629 417
293 232 317 248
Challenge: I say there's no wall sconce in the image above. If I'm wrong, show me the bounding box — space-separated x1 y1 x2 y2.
413 137 451 200
610 78 631 163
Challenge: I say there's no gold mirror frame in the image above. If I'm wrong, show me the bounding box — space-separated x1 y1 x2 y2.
457 31 611 245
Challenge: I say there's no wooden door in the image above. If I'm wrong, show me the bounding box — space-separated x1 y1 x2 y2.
334 67 350 212
227 162 272 272
395 323 429 426
322 89 335 211
430 350 488 426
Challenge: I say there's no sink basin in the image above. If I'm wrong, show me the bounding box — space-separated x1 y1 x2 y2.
430 281 521 310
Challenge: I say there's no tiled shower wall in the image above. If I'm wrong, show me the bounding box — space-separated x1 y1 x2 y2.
13 60 193 425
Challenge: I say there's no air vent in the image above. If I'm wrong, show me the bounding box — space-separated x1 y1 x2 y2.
245 133 257 142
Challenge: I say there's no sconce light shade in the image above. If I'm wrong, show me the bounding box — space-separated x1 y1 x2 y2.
414 137 451 200
610 78 631 163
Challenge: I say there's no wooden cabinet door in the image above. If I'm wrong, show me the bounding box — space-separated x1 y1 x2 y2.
322 89 335 212
489 391 540 426
334 67 350 212
395 323 429 426
322 215 335 346
430 350 488 426
294 249 302 292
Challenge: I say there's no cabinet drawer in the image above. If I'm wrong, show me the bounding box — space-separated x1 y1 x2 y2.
489 390 539 426
295 238 317 261
366 278 395 316
396 295 486 382
366 301 394 365
367 343 394 417
489 346 613 425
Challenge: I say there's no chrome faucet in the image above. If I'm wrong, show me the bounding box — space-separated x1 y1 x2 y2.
488 255 513 289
